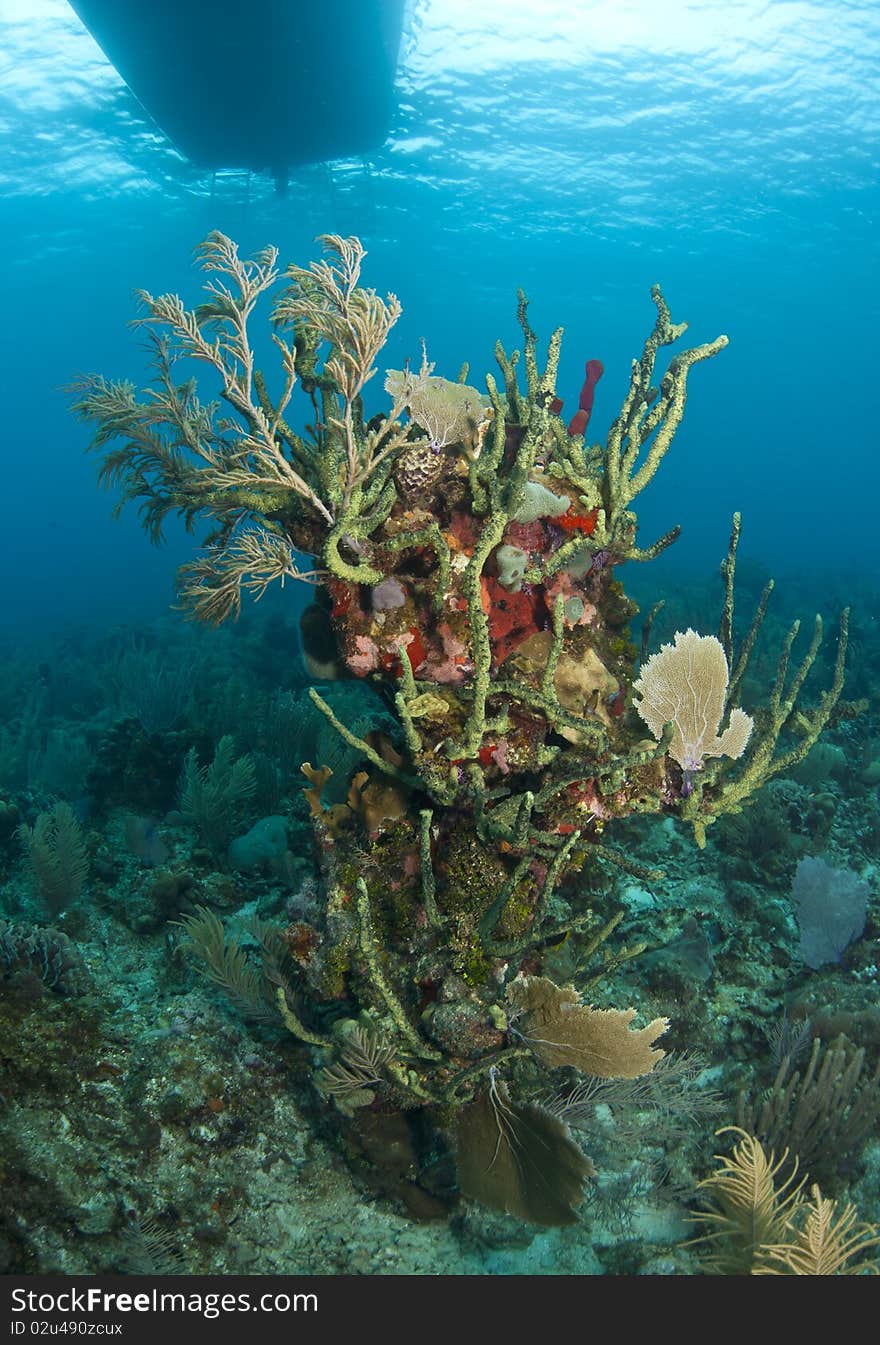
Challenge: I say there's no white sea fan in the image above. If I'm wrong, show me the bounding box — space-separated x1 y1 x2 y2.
633 628 753 773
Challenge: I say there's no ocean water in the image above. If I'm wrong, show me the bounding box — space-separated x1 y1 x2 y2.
1 0 879 1279
4 0 879 633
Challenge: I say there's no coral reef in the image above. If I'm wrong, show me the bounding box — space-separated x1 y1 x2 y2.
0 918 88 997
68 232 852 1226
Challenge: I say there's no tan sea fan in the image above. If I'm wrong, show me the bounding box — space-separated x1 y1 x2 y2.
385 350 486 454
507 975 668 1078
455 1073 595 1226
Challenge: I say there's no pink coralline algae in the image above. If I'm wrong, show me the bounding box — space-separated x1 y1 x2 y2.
544 572 597 627
347 634 380 675
505 519 547 554
423 623 471 683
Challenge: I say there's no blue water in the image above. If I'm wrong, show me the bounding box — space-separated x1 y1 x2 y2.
2 0 878 636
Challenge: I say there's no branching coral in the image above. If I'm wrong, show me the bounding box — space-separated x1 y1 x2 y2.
17 801 89 915
601 287 728 556
178 735 257 856
688 1127 806 1273
69 232 413 614
758 1187 880 1276
76 233 851 1224
737 1034 880 1188
689 1127 879 1275
673 513 848 844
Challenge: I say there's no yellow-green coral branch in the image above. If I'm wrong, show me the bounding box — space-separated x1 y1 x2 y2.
603 285 727 546
355 879 441 1061
681 608 849 844
419 809 441 928
275 986 333 1048
307 687 418 787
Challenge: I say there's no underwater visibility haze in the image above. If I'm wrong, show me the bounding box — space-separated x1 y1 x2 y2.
1 0 879 1278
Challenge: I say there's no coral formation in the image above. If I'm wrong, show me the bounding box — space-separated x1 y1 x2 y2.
17 800 89 915
688 1127 879 1275
633 629 753 778
70 232 851 1225
0 918 88 997
791 855 869 969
